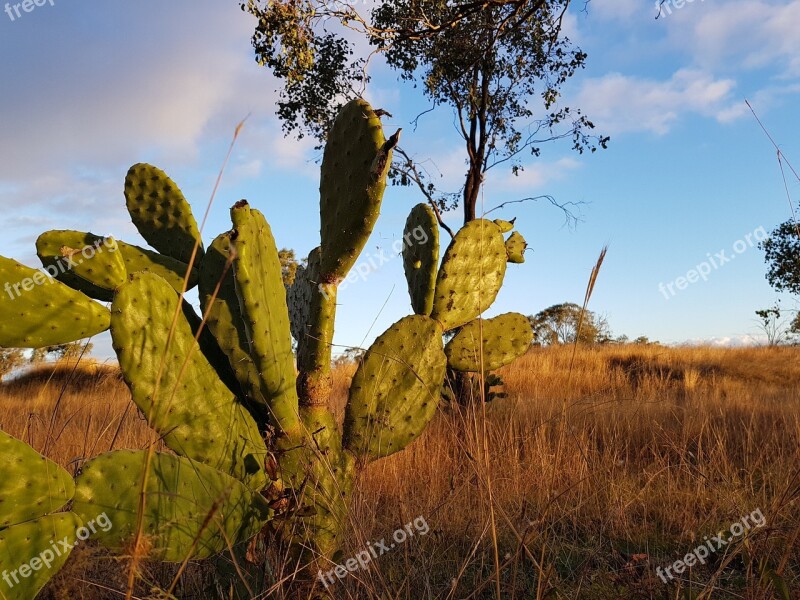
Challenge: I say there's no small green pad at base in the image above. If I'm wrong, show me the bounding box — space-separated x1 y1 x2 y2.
124 163 204 266
344 315 446 460
0 255 110 348
430 219 507 331
445 313 533 372
402 204 439 316
0 513 81 600
0 431 75 528
73 450 272 562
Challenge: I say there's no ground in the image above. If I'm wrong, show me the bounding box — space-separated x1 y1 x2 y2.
2 345 798 599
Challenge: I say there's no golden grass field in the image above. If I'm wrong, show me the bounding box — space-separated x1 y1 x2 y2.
2 344 799 599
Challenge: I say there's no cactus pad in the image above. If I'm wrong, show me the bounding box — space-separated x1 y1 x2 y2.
279 408 353 559
230 202 299 434
199 233 264 405
402 204 439 316
292 248 338 406
445 313 533 372
116 239 198 292
319 99 397 282
0 513 81 600
124 163 204 265
344 315 446 460
493 218 515 233
430 219 507 330
111 271 267 489
505 231 528 264
286 248 320 344
0 256 110 348
73 450 272 562
36 231 127 301
0 431 75 528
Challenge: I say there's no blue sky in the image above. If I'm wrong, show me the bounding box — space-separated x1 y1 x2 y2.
1 0 799 359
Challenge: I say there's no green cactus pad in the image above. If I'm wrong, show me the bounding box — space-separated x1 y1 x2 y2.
0 431 75 528
493 218 515 234
36 231 127 301
180 299 244 398
199 233 263 406
292 248 338 406
116 239 198 292
505 231 528 264
286 248 319 344
402 204 439 316
36 231 197 296
430 219 507 330
73 450 272 562
0 513 81 600
319 99 398 282
0 256 110 348
230 202 300 434
343 315 446 460
445 313 533 372
124 163 204 266
276 408 353 560
111 272 267 489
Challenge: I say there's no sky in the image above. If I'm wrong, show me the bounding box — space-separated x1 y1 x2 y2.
1 0 799 360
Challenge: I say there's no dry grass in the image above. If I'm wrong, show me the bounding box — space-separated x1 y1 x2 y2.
3 345 799 599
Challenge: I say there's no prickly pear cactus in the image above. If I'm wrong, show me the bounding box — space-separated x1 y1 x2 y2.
402 204 439 316
505 231 528 264
0 432 82 600
430 219 508 330
125 163 205 265
445 312 533 372
0 98 534 595
344 315 446 460
73 450 272 561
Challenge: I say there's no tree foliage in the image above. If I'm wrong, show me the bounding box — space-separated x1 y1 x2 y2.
279 248 301 286
240 0 608 224
528 302 610 346
754 301 798 346
761 220 800 295
30 342 93 363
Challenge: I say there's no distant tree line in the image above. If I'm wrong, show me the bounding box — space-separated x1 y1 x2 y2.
0 341 93 381
528 302 657 347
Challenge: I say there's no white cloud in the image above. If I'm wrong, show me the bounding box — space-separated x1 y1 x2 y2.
489 158 581 192
0 0 319 255
666 0 800 77
574 69 739 135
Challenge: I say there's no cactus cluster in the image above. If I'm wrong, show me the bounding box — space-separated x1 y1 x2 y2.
0 98 533 597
